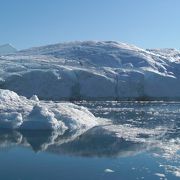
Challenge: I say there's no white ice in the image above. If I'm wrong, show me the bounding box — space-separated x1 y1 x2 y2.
0 41 180 100
0 89 98 131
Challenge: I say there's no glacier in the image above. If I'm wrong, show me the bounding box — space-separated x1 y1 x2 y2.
0 40 180 131
0 41 180 100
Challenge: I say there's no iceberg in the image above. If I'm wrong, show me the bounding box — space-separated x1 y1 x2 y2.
0 89 98 131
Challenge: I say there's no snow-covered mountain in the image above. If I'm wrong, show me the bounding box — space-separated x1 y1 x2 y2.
1 41 180 100
0 44 17 55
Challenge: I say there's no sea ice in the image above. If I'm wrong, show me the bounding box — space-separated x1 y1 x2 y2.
0 89 98 131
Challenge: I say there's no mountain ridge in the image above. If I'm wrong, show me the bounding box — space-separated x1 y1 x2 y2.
0 43 17 55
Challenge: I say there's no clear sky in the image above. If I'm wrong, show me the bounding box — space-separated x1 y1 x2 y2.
0 0 180 50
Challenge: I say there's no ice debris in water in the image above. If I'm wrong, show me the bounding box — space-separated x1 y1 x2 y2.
102 123 167 143
154 173 166 178
20 105 67 131
30 95 39 101
104 169 115 173
0 89 98 131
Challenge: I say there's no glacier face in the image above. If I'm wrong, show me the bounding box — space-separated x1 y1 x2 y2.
0 41 180 100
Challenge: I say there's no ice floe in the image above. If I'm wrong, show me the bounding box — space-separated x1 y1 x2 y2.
0 89 98 131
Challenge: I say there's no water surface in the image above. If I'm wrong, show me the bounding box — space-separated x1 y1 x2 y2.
0 101 179 180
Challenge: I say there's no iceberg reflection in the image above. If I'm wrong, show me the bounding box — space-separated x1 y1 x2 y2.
0 120 179 178
0 127 149 158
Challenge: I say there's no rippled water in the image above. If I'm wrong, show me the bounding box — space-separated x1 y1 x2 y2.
0 101 180 180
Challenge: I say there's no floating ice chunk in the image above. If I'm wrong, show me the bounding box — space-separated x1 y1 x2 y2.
30 95 39 101
104 169 115 173
54 103 98 130
0 89 98 131
0 112 23 129
154 173 166 178
0 89 20 102
160 165 180 177
102 124 166 143
20 105 67 131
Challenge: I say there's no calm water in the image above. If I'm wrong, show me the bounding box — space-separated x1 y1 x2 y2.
0 101 180 180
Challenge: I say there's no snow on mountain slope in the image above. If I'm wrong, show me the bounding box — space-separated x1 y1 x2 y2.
0 89 97 131
0 41 180 100
147 48 180 61
0 44 17 55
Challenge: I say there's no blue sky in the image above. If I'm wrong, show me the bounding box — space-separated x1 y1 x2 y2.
0 0 180 49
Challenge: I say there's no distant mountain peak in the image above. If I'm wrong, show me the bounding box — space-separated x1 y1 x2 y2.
0 43 17 55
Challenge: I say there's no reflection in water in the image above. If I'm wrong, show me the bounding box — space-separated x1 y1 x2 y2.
0 101 180 179
0 129 22 148
0 123 178 160
0 127 148 157
47 127 149 158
